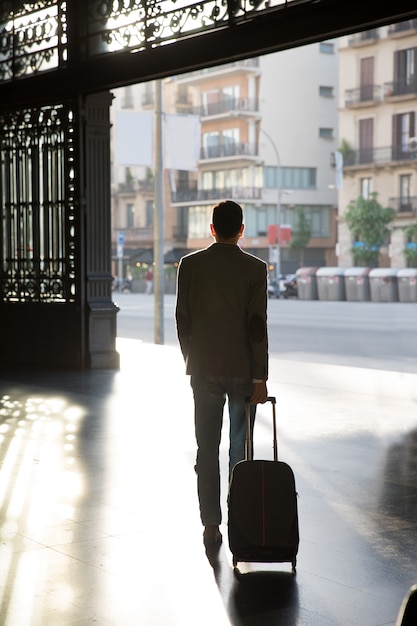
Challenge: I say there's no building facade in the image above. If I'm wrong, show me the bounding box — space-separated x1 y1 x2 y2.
111 42 340 283
337 20 417 268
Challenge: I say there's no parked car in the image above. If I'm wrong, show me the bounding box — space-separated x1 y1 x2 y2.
267 274 286 298
282 274 298 298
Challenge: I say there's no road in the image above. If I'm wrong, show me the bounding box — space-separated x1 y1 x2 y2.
113 293 417 374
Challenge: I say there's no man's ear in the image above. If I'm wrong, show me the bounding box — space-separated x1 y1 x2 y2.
210 224 216 237
239 224 244 238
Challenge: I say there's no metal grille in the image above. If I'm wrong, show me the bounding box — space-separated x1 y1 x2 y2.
86 0 296 56
0 103 77 303
0 1 67 81
0 0 301 82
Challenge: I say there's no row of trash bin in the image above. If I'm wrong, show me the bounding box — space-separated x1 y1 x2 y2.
295 267 417 302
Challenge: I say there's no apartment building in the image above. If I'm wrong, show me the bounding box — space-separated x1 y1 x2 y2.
337 20 417 268
111 42 339 280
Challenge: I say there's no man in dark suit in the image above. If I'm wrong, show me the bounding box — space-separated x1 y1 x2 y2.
175 200 268 545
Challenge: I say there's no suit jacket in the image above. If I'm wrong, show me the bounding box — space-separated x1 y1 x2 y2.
175 242 268 380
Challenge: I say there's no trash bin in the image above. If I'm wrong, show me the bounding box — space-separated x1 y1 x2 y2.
316 267 346 301
344 267 371 301
296 267 319 300
397 268 417 302
369 268 399 302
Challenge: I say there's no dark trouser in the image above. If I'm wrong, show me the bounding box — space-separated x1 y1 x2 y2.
191 375 255 526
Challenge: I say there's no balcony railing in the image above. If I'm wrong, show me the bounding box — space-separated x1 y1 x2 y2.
184 97 259 117
171 186 262 203
348 30 379 46
388 197 417 216
388 19 417 35
200 142 257 159
178 59 260 80
384 79 417 98
343 145 417 166
344 85 381 107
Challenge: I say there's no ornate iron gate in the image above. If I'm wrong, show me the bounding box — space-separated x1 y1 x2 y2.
0 103 78 304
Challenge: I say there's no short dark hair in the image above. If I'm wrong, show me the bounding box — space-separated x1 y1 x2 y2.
212 200 243 239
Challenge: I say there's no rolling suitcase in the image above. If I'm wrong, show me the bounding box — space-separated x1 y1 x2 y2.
228 396 299 571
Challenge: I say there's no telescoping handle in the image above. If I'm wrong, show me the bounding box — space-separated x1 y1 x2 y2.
245 396 278 462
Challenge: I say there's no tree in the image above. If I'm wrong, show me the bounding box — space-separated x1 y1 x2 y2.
344 193 396 266
289 206 312 266
404 222 417 268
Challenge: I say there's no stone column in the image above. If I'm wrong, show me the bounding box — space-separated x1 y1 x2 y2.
83 92 120 369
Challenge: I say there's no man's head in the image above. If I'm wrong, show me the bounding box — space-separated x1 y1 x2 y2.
211 201 244 241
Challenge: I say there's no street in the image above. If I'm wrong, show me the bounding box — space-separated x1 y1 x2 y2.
113 293 417 374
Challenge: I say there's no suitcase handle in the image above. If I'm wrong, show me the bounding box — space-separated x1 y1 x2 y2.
245 396 278 462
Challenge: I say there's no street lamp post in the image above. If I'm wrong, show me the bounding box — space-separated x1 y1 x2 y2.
259 127 282 282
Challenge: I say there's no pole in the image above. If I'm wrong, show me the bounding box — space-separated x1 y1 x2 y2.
259 128 281 281
154 79 164 344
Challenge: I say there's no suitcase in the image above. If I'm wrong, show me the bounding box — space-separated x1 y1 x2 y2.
228 396 299 572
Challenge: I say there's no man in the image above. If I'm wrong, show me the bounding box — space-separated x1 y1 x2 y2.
175 200 269 545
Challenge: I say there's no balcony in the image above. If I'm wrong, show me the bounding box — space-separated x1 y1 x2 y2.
384 79 417 99
388 19 417 37
200 142 257 160
348 30 379 47
344 85 381 108
115 227 154 244
343 145 417 167
388 196 417 217
174 59 260 85
171 186 262 204
184 97 260 117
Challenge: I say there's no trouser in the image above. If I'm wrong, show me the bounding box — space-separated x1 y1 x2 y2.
190 375 255 526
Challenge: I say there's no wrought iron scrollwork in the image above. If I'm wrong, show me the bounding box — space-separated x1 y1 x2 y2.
0 103 77 303
0 1 66 81
0 0 288 81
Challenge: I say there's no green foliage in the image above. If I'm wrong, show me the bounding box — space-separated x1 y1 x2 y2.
404 222 417 268
344 193 396 266
289 207 312 266
338 139 355 165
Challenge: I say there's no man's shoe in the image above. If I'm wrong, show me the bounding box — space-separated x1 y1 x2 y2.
203 525 222 545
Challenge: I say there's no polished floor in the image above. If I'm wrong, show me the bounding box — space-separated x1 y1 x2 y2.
0 338 416 626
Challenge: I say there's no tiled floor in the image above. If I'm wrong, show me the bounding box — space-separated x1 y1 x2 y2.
0 338 416 625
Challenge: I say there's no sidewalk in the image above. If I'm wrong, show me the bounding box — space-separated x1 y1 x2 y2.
0 338 416 625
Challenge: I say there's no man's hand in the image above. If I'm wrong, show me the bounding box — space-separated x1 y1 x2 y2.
250 380 268 404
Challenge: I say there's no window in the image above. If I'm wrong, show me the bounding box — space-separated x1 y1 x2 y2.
400 174 412 211
319 128 334 139
221 85 239 109
319 86 334 98
177 84 189 105
222 128 239 156
360 178 373 199
201 90 218 115
189 205 212 238
360 57 374 101
145 200 153 227
244 205 275 237
393 112 415 159
264 167 316 189
244 204 330 239
280 205 330 238
394 47 417 95
320 42 334 54
126 203 134 228
359 118 373 163
202 131 219 158
122 86 134 109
